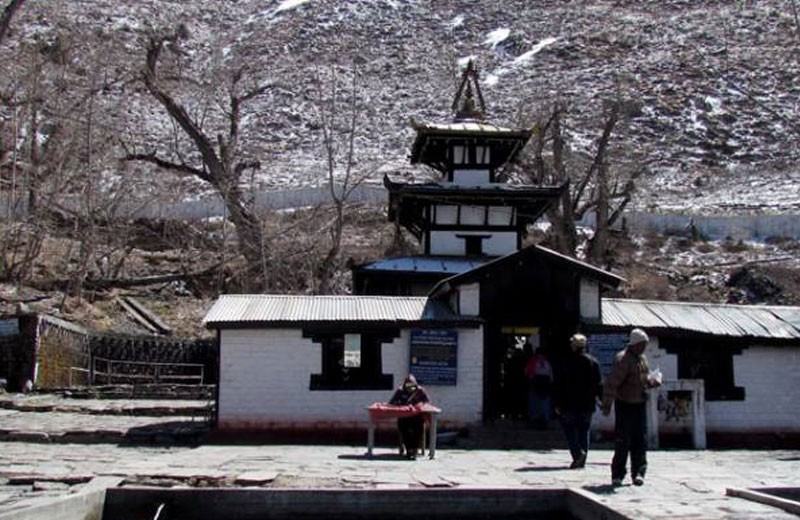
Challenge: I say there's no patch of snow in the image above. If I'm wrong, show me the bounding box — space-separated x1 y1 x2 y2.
449 15 465 28
687 107 707 133
569 132 595 153
484 28 510 48
458 55 476 68
484 37 558 87
244 10 272 25
704 95 723 116
276 0 311 13
112 16 140 32
512 37 559 65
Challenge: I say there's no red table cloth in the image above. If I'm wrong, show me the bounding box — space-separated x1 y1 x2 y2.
367 402 441 421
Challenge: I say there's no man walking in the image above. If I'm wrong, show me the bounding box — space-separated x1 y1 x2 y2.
554 333 602 469
601 328 662 486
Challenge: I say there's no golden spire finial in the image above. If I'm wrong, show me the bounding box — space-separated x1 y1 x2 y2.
452 60 486 121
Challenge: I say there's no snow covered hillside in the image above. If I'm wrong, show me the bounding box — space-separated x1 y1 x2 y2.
5 0 799 216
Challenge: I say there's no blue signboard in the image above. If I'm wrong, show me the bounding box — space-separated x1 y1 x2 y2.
0 319 19 336
409 329 458 386
588 333 628 377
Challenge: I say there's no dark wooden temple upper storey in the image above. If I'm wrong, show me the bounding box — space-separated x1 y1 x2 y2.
354 61 565 295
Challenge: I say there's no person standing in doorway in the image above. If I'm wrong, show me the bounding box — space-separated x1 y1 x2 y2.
525 346 553 429
601 328 662 486
504 341 529 421
554 333 603 469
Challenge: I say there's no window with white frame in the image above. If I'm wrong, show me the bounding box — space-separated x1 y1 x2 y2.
665 343 745 401
307 330 396 391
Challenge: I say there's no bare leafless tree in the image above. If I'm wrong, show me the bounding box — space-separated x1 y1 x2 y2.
312 64 371 294
1 16 169 294
125 29 272 290
522 100 646 266
0 27 100 287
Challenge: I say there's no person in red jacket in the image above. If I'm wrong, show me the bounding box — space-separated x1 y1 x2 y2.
525 346 553 429
389 374 430 459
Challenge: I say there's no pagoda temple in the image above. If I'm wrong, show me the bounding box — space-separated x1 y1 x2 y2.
353 61 566 296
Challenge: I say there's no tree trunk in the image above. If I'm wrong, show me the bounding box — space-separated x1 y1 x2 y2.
547 108 577 255
216 181 264 270
316 200 343 294
587 162 609 264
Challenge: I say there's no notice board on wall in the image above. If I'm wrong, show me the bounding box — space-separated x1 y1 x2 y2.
409 329 458 386
588 333 628 377
0 319 19 336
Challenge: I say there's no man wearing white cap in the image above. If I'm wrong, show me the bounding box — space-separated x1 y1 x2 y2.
601 328 662 486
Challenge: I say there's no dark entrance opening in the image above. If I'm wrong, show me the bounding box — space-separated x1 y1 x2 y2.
485 326 547 424
498 333 530 422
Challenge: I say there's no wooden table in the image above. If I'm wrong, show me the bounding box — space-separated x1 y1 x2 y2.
366 403 441 459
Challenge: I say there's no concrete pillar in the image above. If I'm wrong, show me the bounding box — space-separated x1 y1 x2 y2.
648 379 707 450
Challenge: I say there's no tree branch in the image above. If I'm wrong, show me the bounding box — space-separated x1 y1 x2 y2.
233 159 260 177
0 0 25 44
572 104 619 210
124 152 208 181
143 33 225 178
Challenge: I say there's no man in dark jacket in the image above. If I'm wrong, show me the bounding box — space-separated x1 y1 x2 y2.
554 333 602 469
389 374 430 459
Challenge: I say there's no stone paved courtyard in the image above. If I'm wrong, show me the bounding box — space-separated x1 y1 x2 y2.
1 394 799 519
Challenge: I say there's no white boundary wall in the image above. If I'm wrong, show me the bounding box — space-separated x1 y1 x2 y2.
10 186 798 241
611 212 800 241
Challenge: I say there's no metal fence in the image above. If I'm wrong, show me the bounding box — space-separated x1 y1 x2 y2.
87 356 206 385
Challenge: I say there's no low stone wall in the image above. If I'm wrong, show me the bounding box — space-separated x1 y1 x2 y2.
0 313 218 391
59 383 215 400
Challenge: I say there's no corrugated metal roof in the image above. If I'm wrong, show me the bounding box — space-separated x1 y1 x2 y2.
359 256 490 274
602 299 800 340
204 294 472 327
390 182 557 194
763 306 800 329
429 245 625 299
416 121 516 134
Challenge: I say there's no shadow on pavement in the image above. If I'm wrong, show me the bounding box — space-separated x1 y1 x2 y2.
583 483 621 495
121 420 209 446
338 453 411 461
514 465 566 472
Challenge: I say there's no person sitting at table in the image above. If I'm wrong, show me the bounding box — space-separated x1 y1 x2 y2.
389 374 431 459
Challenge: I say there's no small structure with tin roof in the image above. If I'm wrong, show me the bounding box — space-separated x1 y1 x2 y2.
587 298 800 446
204 294 483 434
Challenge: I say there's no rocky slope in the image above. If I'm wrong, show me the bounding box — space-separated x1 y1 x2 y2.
5 0 800 213
2 1 800 337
